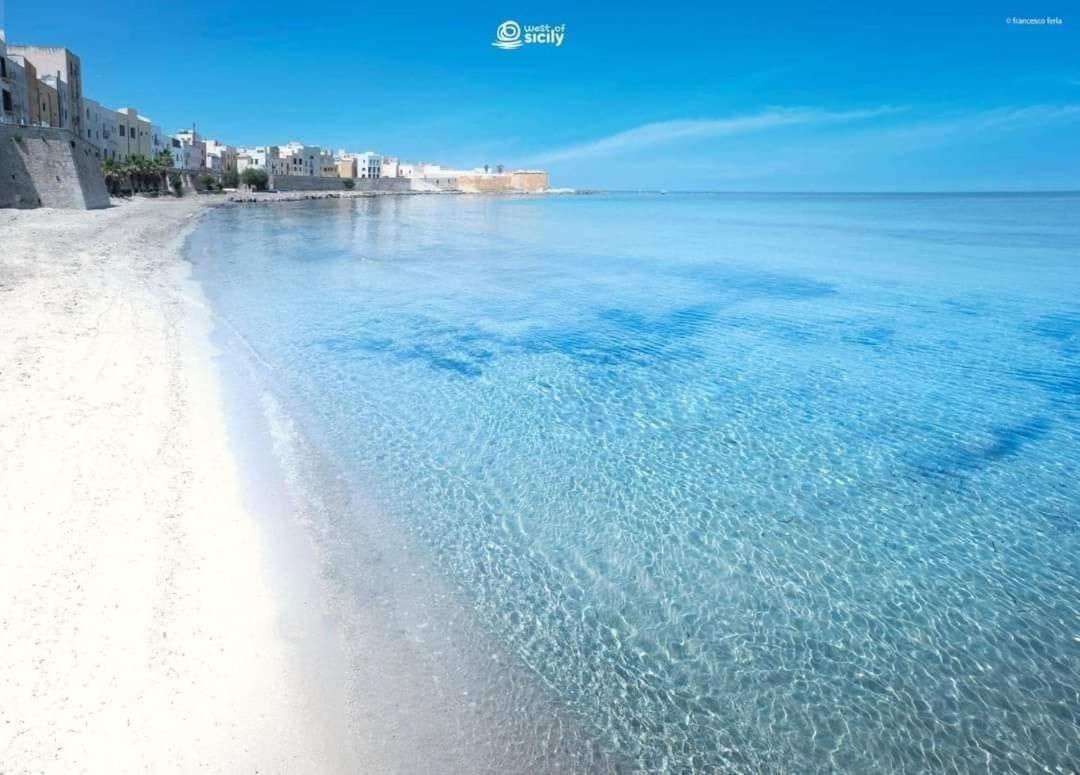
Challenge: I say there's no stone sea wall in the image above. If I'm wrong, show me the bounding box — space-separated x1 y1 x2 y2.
0 125 110 209
269 175 414 193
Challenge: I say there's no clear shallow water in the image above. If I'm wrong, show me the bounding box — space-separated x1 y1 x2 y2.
190 193 1080 773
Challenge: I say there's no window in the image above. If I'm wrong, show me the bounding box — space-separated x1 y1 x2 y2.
119 125 125 136
2 90 12 112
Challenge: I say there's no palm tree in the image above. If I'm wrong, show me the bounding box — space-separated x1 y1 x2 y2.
101 158 121 196
153 150 172 190
126 154 158 193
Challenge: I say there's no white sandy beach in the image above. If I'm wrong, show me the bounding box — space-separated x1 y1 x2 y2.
0 198 352 773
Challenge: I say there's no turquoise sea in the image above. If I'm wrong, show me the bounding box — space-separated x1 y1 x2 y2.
188 193 1080 773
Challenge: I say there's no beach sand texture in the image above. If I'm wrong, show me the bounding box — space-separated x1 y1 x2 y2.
0 199 352 774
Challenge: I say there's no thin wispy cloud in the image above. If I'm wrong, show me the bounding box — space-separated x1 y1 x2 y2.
544 103 1080 189
834 104 1080 151
523 107 900 165
675 104 1080 188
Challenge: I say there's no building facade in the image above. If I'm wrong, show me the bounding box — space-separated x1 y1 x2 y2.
356 151 381 178
0 33 11 123
2 55 30 124
237 145 287 176
380 156 400 177
279 142 320 176
319 152 337 177
171 129 206 170
335 157 356 178
115 108 152 158
204 139 237 172
82 97 118 159
36 78 59 128
7 46 83 136
150 124 166 159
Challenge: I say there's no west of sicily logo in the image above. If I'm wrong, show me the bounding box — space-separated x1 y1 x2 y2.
492 20 566 50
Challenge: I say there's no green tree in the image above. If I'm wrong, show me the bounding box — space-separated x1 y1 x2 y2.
342 178 355 190
101 158 122 196
221 170 239 188
154 150 173 189
168 171 184 197
126 154 153 192
240 167 270 192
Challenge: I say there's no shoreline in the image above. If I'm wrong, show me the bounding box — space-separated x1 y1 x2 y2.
190 202 621 772
0 198 355 773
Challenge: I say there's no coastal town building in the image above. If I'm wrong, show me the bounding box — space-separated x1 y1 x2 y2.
7 45 83 136
3 27 551 199
150 124 166 159
279 142 320 176
237 145 288 176
380 156 400 177
0 32 11 123
171 129 206 170
335 157 356 178
356 151 381 178
35 77 59 128
16 57 42 126
319 151 338 177
40 74 69 128
204 139 237 172
82 98 117 159
115 108 152 158
2 55 30 124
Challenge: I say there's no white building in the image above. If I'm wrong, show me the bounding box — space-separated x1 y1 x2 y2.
356 151 381 178
171 129 206 170
237 145 287 176
150 123 166 160
82 97 119 159
204 139 237 172
380 156 400 178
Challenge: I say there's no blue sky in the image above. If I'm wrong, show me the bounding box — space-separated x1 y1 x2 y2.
5 0 1078 189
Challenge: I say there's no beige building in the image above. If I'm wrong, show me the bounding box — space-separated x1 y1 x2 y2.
510 170 550 191
35 78 60 129
115 107 152 158
8 46 83 136
335 157 356 178
420 167 550 193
